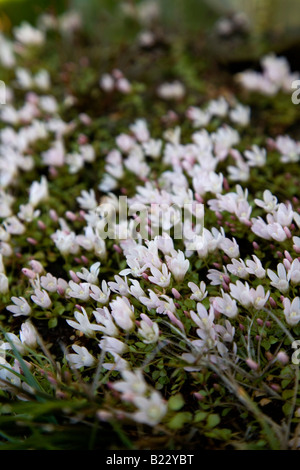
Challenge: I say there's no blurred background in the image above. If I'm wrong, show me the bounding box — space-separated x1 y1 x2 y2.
0 0 300 65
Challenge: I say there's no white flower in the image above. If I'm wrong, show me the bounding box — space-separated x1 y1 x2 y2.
229 281 252 308
226 258 249 279
138 314 159 344
6 296 31 317
208 97 228 117
51 230 79 256
112 369 147 399
283 297 300 326
188 281 207 301
288 259 300 285
245 255 266 279
29 176 48 207
20 321 38 349
67 281 91 301
31 288 52 308
90 280 110 304
93 306 119 336
77 189 97 210
213 290 238 318
99 336 128 355
250 285 270 309
14 22 45 46
132 390 167 426
157 81 185 100
229 104 250 126
77 262 100 284
267 263 289 293
110 296 135 331
0 273 9 293
66 308 103 338
244 145 266 167
148 263 171 288
17 203 40 222
40 273 58 292
165 250 189 282
254 190 278 212
66 345 96 369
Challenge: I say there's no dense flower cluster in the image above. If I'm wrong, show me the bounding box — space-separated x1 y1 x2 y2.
0 13 300 437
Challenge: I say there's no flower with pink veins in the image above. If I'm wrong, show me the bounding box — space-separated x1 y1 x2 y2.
148 263 171 288
245 255 266 279
31 288 52 308
283 297 300 326
229 281 252 308
93 306 119 336
188 281 207 301
288 259 300 285
249 285 270 309
267 263 289 293
213 290 238 318
110 296 135 331
67 307 103 338
90 280 110 304
165 250 189 282
6 296 31 317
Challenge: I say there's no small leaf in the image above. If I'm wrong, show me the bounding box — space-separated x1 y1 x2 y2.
167 412 192 430
168 394 185 411
48 317 58 329
206 413 220 429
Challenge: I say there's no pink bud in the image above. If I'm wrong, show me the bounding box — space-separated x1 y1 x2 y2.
256 318 264 326
37 220 46 230
29 260 44 274
142 272 149 281
166 311 185 331
270 384 281 392
223 177 230 191
246 358 259 370
69 270 80 283
27 237 38 245
195 193 204 203
284 226 292 239
276 351 289 365
49 209 58 222
284 250 293 263
22 268 36 279
193 392 204 401
266 351 273 361
253 241 260 251
113 244 122 254
269 297 276 308
49 167 58 178
78 134 88 145
283 258 290 270
65 211 77 221
81 255 89 264
222 281 229 292
172 288 181 299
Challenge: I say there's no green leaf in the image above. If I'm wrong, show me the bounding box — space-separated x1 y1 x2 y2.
48 317 58 329
168 394 185 411
206 413 220 429
167 412 192 430
194 411 208 422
